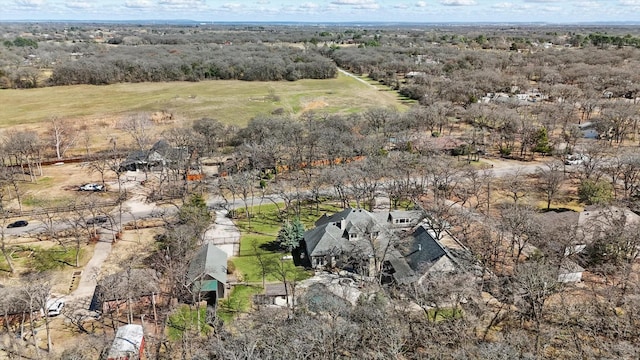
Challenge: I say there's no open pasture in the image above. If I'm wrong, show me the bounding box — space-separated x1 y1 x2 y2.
0 73 407 129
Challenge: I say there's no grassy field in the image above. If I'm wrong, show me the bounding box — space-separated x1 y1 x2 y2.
0 73 408 129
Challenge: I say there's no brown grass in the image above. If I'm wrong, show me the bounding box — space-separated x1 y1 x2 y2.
0 74 406 128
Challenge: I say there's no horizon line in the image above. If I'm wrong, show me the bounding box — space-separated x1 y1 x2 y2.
1 19 640 26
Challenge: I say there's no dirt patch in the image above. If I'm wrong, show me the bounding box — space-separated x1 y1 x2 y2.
302 100 328 112
100 227 161 275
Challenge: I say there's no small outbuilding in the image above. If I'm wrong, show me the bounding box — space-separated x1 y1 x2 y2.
188 243 228 306
0 286 44 328
89 269 161 316
558 259 584 283
107 324 145 360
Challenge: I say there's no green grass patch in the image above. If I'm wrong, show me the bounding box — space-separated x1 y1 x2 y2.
231 202 340 282
21 194 73 208
536 200 584 213
167 304 212 341
17 245 82 272
427 307 464 322
0 254 10 273
217 285 263 323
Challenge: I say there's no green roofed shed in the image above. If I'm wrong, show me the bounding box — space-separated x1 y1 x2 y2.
188 243 228 303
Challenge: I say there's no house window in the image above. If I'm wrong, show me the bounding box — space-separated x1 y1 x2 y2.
313 257 326 267
394 218 409 224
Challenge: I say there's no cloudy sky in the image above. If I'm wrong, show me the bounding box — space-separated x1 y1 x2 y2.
1 0 639 23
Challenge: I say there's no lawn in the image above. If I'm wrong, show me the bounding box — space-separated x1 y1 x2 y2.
12 245 84 272
231 202 342 283
217 285 263 323
167 304 212 341
0 73 407 129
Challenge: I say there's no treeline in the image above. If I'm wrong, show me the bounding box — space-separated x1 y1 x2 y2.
327 39 640 103
48 43 336 85
574 32 640 48
4 23 640 89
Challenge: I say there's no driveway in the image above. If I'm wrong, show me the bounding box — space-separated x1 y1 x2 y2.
202 210 240 258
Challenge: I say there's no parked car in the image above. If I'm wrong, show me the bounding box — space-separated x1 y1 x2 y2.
87 216 108 225
46 298 65 316
7 220 28 228
565 153 589 166
79 183 105 192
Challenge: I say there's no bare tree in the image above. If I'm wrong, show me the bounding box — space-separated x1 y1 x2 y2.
576 142 610 181
599 102 639 144
3 129 42 183
321 165 350 209
47 116 79 159
499 204 542 271
408 271 478 322
119 113 153 151
0 212 14 273
345 159 384 211
220 171 257 227
19 275 53 356
513 260 560 357
502 168 529 205
536 161 565 210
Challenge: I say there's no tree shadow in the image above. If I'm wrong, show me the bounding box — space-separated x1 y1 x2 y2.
259 241 282 252
540 207 577 213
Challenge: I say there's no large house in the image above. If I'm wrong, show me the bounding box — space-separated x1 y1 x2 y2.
301 208 473 284
119 140 192 172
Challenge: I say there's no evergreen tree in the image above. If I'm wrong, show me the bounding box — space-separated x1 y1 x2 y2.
532 127 552 155
277 218 305 252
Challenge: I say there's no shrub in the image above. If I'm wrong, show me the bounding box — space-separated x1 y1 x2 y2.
578 180 613 205
227 259 236 274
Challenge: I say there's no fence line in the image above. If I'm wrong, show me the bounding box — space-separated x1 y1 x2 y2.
8 199 122 217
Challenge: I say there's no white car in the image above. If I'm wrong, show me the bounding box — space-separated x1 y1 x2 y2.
564 154 589 166
45 298 65 316
79 183 105 192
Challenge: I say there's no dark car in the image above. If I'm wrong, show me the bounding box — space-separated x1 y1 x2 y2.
86 216 108 225
7 220 28 228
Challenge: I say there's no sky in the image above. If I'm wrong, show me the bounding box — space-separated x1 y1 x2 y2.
1 0 640 23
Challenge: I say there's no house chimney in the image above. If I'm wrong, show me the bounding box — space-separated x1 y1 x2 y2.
418 244 422 251
340 218 346 229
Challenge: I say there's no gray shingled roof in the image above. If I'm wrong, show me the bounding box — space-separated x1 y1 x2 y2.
388 210 424 224
304 208 395 258
386 249 417 285
188 243 228 285
304 208 475 284
90 269 160 311
403 225 448 269
387 224 454 283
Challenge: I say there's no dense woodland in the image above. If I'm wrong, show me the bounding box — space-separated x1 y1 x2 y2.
1 23 640 359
